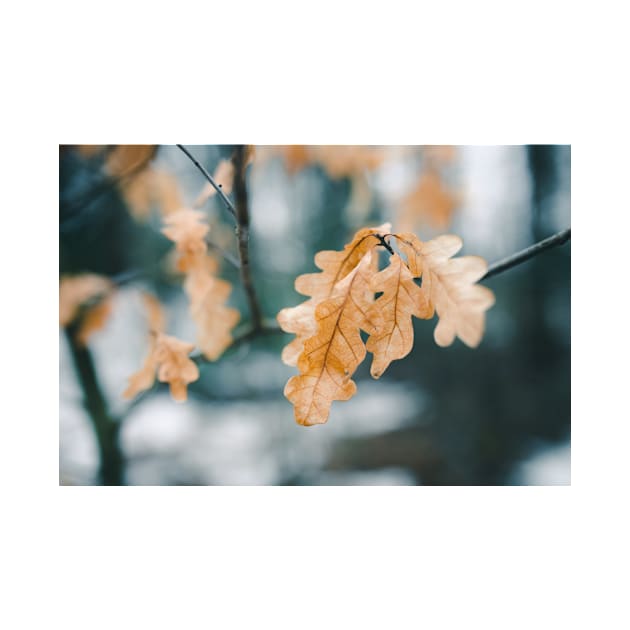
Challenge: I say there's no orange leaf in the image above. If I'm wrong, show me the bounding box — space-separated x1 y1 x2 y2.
284 252 379 426
277 222 390 366
365 253 431 378
184 258 240 360
398 169 458 230
396 233 495 347
121 167 184 220
154 333 199 402
59 274 113 328
123 295 199 402
161 209 209 272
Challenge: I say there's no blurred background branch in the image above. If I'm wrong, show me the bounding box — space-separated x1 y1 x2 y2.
483 228 571 280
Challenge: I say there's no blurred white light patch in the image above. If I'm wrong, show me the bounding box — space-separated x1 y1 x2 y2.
115 379 427 485
457 146 532 261
59 397 99 484
324 380 428 439
121 395 200 456
511 441 571 485
314 468 416 486
372 149 419 204
250 164 292 239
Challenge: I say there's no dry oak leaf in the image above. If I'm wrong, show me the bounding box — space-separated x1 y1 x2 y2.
59 274 112 326
122 167 184 221
123 295 199 402
194 159 235 208
396 233 495 348
284 252 380 426
59 274 114 345
366 253 432 378
153 334 200 402
105 145 157 178
161 209 210 272
294 222 392 301
312 145 384 179
398 169 459 231
184 260 240 361
277 222 391 365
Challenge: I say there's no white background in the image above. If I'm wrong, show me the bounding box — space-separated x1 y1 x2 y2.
2 0 628 628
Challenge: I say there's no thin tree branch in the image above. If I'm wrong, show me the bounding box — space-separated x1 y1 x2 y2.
483 228 571 280
206 239 241 270
176 144 237 219
232 146 264 330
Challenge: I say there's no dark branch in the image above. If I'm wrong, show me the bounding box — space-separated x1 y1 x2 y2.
176 144 237 219
375 233 395 255
64 326 125 485
232 146 264 330
483 228 571 280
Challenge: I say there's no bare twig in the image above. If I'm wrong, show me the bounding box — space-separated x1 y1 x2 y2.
176 144 237 219
232 146 264 330
206 239 241 270
483 228 571 280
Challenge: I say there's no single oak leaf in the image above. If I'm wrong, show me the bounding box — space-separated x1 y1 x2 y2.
398 169 459 231
59 274 113 327
122 167 184 221
396 232 495 348
123 295 199 402
60 274 115 345
184 258 240 361
161 208 210 272
277 222 390 366
284 252 379 426
366 253 432 378
154 333 199 402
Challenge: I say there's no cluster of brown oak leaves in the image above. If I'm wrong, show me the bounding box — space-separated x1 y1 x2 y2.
278 223 495 425
61 145 494 427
